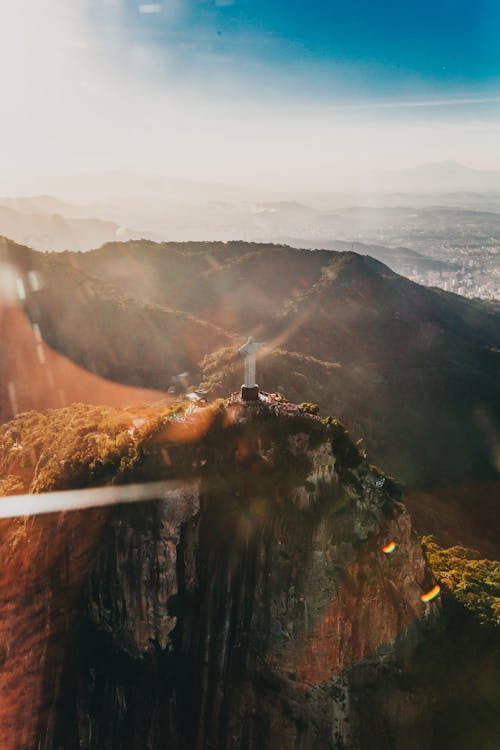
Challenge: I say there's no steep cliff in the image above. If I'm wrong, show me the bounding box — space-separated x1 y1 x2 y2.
0 395 445 749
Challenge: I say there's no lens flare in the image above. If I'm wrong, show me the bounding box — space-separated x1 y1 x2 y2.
0 479 199 519
382 541 397 554
16 278 26 301
420 585 441 603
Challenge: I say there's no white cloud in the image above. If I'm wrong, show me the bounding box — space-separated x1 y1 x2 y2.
340 95 500 111
138 3 162 13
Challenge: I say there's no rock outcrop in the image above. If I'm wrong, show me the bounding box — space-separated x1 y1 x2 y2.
0 395 438 749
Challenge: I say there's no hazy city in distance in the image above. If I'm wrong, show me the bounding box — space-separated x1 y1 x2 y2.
0 160 499 301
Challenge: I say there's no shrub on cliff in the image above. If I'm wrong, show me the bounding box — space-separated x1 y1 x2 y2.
423 536 500 628
299 402 319 415
322 415 363 473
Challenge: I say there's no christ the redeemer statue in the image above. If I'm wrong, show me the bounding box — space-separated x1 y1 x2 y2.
239 336 265 400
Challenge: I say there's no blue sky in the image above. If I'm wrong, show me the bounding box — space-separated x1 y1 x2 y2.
1 0 499 184
84 0 500 99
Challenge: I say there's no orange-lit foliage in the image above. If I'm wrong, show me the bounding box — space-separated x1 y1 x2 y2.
423 536 500 627
0 399 229 497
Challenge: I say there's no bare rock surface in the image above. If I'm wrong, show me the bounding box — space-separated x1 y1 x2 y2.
0 395 437 749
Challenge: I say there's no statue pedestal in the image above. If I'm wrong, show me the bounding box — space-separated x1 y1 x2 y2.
241 385 259 401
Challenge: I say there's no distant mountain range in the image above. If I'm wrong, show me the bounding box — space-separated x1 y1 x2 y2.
366 160 500 193
0 195 85 218
1 162 499 254
0 195 153 252
4 161 500 207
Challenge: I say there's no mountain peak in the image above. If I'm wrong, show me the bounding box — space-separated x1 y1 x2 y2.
368 160 500 191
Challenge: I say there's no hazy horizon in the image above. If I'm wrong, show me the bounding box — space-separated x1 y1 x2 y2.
1 0 500 192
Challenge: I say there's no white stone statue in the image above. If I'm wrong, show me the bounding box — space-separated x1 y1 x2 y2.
239 336 265 398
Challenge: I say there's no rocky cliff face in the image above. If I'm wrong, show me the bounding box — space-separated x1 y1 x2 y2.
0 395 438 749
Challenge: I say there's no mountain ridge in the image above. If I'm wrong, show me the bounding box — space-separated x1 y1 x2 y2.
2 236 498 493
